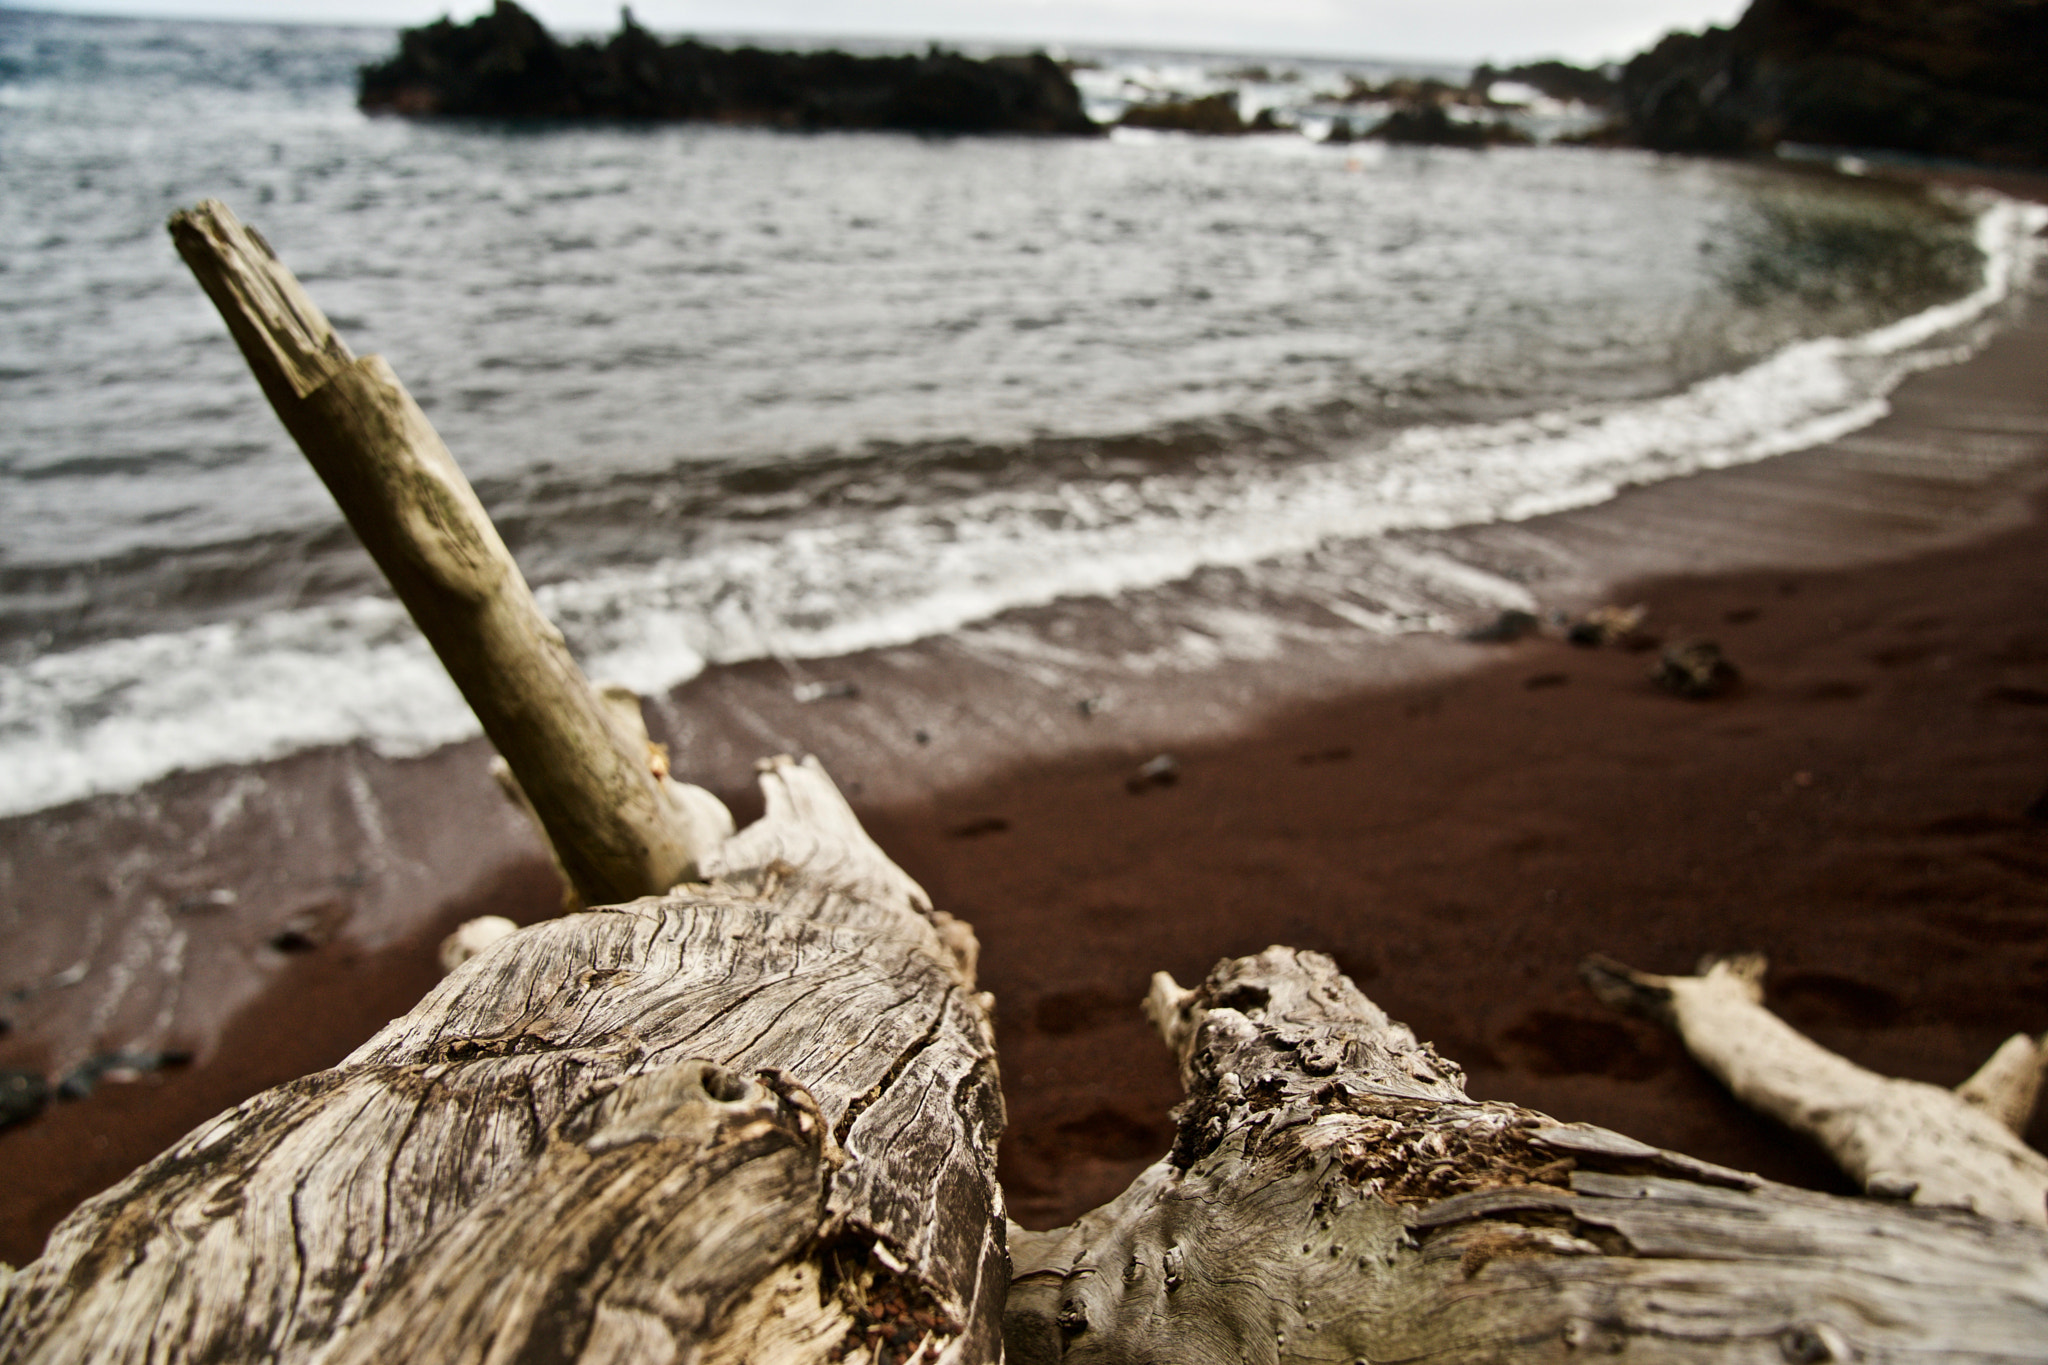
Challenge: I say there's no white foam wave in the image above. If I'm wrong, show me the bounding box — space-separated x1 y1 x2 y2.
0 197 2038 819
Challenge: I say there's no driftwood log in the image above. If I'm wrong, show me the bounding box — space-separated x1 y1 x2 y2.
10 922 2048 1361
7 201 2048 1362
1585 953 2048 1226
0 757 1006 1364
1009 951 2048 1362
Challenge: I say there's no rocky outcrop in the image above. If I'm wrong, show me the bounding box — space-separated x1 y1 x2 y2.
1117 91 1247 135
1615 0 2048 167
1323 74 1536 148
1470 60 1619 107
357 1 1098 136
1368 104 1531 149
1114 92 1294 135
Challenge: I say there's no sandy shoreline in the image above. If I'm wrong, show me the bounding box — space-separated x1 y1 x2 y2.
4 200 2047 1262
888 476 2048 1225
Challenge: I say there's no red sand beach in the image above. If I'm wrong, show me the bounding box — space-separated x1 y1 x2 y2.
5 195 2048 1265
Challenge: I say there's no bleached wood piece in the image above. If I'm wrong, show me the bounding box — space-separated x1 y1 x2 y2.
0 758 1006 1365
489 684 736 911
1957 1030 2048 1135
1006 946 2048 1363
167 200 707 908
1584 953 2048 1225
12 919 2048 1362
437 913 518 970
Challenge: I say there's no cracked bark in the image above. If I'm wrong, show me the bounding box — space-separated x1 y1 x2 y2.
0 757 1006 1365
1006 948 2048 1362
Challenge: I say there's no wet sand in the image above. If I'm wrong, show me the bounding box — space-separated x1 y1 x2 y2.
5 209 2047 1263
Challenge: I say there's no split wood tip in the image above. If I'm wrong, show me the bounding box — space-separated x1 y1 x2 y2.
1577 953 1674 1025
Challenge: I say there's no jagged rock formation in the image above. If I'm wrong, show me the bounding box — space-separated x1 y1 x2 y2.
1614 0 2048 167
1117 92 1249 135
1322 75 1538 148
357 1 1098 136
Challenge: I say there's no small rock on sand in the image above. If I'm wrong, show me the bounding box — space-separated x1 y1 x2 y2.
54 1051 190 1100
1 1069 48 1129
1126 754 1180 793
1566 603 1648 648
1463 609 1540 644
1650 640 1740 699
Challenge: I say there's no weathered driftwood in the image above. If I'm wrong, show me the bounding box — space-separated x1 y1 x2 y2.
1586 953 2048 1225
12 924 2048 1364
11 200 2046 1363
1007 948 2048 1362
168 200 713 909
0 757 1005 1365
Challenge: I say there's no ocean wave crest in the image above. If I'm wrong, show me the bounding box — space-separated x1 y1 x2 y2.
0 195 2038 819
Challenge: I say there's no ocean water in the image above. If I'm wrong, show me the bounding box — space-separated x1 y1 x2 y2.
1 9 2041 818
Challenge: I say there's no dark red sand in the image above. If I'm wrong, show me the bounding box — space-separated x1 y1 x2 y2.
871 495 2048 1224
12 489 2048 1257
5 191 2048 1265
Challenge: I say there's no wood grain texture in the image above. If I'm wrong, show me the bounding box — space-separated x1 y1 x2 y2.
167 200 705 909
1009 946 2048 1363
0 758 1005 1365
1586 952 2048 1224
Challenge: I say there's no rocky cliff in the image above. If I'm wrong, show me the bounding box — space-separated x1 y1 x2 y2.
1617 0 2048 167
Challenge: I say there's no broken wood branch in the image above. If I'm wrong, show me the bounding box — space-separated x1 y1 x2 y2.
1957 1029 2048 1134
167 200 710 908
1584 951 2048 1225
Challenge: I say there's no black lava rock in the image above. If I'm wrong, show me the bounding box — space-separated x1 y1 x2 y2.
1119 92 1247 135
1471 60 1619 108
1462 609 1541 643
1 1069 48 1129
359 1 1100 136
1612 0 2048 168
1367 104 1531 148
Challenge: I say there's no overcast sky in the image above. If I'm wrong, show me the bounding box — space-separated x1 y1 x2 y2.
20 0 1750 65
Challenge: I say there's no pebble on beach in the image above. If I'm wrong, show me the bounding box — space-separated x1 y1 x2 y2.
1126 754 1181 793
1650 639 1741 699
1 1069 49 1129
